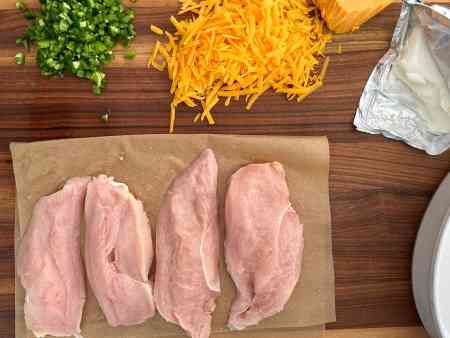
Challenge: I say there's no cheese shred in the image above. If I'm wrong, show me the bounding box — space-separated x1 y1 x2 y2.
150 24 164 35
150 0 332 132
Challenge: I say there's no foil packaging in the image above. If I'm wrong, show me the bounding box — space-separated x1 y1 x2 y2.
354 0 450 155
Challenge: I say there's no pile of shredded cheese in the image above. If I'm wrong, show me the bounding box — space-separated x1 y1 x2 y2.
149 0 332 132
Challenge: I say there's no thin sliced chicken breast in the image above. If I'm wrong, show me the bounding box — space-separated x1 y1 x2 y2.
225 162 304 330
154 149 221 338
18 177 89 338
84 175 155 327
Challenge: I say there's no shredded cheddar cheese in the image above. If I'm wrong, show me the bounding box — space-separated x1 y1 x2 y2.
150 25 165 35
150 0 332 132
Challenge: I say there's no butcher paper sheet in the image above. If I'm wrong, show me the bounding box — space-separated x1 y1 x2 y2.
11 134 336 338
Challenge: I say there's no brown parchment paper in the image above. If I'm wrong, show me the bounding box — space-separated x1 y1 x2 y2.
11 134 335 338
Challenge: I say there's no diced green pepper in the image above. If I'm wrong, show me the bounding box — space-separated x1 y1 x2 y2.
15 52 25 65
15 0 136 94
124 50 136 60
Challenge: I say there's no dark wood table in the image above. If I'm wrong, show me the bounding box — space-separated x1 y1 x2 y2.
1 1 450 337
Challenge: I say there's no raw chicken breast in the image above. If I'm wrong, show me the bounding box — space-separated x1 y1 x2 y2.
84 175 155 327
17 177 89 338
225 162 304 330
154 149 220 338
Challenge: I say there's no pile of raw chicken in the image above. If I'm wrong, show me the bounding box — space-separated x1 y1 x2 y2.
17 149 304 338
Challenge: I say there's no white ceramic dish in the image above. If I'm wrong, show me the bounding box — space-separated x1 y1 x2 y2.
433 209 450 338
413 172 450 338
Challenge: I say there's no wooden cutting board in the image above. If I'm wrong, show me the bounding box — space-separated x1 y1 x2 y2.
1 1 450 337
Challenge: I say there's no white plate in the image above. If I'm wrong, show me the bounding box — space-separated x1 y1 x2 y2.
433 209 450 338
413 172 450 338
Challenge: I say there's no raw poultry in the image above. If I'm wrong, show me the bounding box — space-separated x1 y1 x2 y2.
154 149 221 338
225 162 304 330
84 175 155 327
17 177 89 337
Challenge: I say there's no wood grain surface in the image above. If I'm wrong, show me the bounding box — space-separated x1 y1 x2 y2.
324 326 429 338
1 1 450 337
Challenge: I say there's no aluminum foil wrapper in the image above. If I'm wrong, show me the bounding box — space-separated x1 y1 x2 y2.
354 0 450 155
